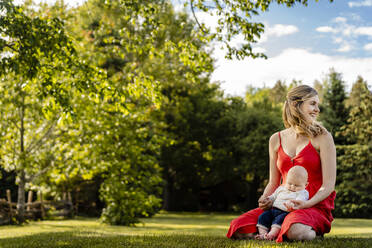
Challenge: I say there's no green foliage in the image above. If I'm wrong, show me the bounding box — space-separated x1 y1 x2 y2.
335 81 372 218
99 149 163 225
335 145 372 218
68 0 180 224
160 81 283 211
319 69 349 145
341 78 372 145
0 0 98 222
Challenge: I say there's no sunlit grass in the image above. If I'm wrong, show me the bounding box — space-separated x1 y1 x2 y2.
0 212 371 247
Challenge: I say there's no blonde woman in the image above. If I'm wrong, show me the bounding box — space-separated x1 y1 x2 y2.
226 85 336 242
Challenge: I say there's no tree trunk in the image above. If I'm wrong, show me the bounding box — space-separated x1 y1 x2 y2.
17 96 26 223
17 170 26 223
162 179 170 210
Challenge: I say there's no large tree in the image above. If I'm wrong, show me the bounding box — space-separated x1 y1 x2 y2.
0 0 96 222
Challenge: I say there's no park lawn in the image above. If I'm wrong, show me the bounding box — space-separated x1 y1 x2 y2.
0 212 371 247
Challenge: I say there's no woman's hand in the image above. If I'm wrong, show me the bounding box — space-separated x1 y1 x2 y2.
258 195 273 211
284 199 308 211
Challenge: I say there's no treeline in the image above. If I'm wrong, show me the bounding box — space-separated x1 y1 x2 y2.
0 0 371 225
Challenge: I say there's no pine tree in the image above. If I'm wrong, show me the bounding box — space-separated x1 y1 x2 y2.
346 76 368 108
319 69 349 145
335 79 372 218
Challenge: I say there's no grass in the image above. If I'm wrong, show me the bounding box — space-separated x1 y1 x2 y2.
0 212 371 247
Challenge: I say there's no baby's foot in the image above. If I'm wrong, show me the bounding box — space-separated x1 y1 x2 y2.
264 233 277 241
254 234 266 240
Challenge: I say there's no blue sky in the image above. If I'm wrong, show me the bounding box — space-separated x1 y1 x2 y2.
199 0 372 95
23 0 372 95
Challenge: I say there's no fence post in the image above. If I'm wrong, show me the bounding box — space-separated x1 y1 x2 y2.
27 191 33 211
39 191 45 219
6 189 13 219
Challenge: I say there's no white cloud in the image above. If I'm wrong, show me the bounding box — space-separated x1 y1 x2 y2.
348 0 372 7
333 17 347 23
268 24 299 36
252 47 267 54
333 37 344 44
364 43 372 51
354 27 372 37
212 48 372 96
259 24 299 43
316 26 338 33
337 44 353 52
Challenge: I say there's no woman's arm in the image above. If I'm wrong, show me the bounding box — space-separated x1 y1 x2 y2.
258 132 282 210
290 132 336 209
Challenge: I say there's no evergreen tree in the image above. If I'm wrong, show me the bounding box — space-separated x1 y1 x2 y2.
318 69 349 145
335 80 372 218
270 80 287 105
346 76 368 108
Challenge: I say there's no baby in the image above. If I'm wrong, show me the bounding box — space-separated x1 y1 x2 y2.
256 165 309 240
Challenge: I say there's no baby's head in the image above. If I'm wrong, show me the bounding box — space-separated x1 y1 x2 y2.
285 165 308 192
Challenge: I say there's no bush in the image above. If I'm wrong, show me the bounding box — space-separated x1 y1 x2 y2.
100 159 163 225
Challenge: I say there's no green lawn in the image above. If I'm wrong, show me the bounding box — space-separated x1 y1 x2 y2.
0 212 371 247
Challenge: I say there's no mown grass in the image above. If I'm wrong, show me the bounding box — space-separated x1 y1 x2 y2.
0 212 371 247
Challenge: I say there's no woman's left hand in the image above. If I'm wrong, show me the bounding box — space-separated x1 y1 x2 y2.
284 200 308 211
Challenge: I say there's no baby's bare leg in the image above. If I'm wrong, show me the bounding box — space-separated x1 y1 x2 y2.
265 225 281 240
255 226 268 240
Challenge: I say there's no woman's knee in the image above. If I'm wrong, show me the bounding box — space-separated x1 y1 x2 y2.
286 223 316 241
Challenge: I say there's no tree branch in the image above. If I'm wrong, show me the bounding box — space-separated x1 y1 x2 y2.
189 0 208 34
4 43 17 52
25 119 58 153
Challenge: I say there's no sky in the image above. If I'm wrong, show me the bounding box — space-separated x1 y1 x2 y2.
21 0 372 96
187 0 372 96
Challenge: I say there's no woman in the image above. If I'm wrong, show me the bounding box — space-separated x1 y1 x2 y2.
226 85 336 242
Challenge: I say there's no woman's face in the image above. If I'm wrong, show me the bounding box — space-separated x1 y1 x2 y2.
299 95 320 123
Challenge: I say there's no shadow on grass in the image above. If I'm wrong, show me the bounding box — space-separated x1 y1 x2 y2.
0 232 372 248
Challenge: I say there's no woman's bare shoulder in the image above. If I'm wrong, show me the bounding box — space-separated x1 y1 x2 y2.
312 129 335 147
269 129 287 149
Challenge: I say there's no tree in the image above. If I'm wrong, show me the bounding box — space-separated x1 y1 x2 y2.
346 76 368 108
0 0 96 222
318 69 349 145
68 0 192 225
335 81 372 217
340 80 372 146
270 80 287 105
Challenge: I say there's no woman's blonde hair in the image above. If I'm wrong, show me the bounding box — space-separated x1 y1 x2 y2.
282 85 326 137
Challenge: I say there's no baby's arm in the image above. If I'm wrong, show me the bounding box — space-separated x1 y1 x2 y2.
284 190 309 211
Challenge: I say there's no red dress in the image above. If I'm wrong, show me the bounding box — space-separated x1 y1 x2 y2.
226 132 336 242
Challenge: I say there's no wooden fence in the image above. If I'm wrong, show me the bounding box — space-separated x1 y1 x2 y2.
0 190 74 225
